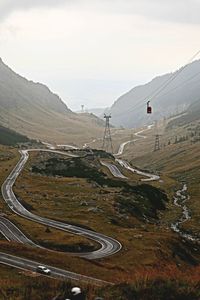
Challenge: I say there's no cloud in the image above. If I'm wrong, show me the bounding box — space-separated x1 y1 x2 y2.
0 0 70 20
1 0 199 110
132 0 200 25
0 0 200 25
96 0 200 25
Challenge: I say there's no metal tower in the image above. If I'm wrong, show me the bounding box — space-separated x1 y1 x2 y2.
154 134 161 151
102 114 113 153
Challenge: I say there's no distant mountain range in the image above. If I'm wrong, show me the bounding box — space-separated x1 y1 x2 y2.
84 108 107 117
2 56 200 143
0 58 104 144
109 60 200 128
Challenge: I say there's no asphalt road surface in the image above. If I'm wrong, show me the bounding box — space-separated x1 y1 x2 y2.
100 160 127 179
0 216 36 245
0 252 111 285
116 159 160 182
114 125 153 156
0 148 122 283
114 125 160 181
1 149 122 260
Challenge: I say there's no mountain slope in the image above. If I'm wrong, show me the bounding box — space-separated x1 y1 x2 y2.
0 58 71 115
166 96 200 128
110 59 200 128
0 125 31 146
0 58 104 144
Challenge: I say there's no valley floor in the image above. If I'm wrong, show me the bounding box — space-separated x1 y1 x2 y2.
0 116 200 299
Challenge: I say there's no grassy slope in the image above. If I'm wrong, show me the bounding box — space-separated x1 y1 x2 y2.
0 123 200 299
0 126 31 146
2 109 105 146
0 59 105 145
122 117 200 242
8 150 200 269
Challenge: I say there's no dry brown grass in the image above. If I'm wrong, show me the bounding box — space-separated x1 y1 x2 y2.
4 109 106 146
11 151 200 273
0 140 200 298
119 119 200 244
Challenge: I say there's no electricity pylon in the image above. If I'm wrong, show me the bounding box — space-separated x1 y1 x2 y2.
102 114 113 153
154 134 161 151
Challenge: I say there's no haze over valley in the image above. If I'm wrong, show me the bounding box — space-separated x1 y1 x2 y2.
0 1 200 299
0 58 106 145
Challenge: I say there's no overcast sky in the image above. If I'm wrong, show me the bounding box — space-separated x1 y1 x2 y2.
0 0 200 110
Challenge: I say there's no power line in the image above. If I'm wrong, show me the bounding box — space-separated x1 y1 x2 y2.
111 49 200 119
154 70 200 99
143 49 200 103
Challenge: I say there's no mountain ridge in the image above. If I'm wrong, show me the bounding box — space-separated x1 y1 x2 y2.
0 58 72 115
110 59 200 128
0 58 104 144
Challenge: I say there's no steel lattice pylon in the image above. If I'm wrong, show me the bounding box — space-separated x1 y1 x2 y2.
102 114 113 153
154 134 161 151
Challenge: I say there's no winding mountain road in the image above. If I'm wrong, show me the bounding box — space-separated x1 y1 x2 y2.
0 148 123 283
1 149 122 260
111 125 160 182
0 252 110 286
114 125 153 156
116 159 160 182
100 160 127 179
0 124 158 283
0 216 35 245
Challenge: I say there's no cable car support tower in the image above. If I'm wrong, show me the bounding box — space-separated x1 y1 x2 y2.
154 134 161 151
102 114 113 153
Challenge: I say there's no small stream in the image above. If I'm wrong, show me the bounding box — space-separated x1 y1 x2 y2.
171 184 199 242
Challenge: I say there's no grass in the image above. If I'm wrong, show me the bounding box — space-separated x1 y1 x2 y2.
116 118 200 248
129 133 200 240
0 125 30 146
0 265 96 300
0 116 200 299
0 105 106 146
0 263 200 299
10 150 200 273
14 151 168 228
97 277 200 300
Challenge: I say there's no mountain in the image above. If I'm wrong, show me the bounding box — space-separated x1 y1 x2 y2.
0 58 104 145
109 59 200 128
189 97 200 113
166 96 200 129
0 125 31 146
84 108 107 118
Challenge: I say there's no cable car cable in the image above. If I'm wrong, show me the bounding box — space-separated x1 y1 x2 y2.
111 49 200 118
154 70 200 99
145 49 200 103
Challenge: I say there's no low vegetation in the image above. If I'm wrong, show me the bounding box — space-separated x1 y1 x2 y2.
0 264 200 299
0 125 30 146
0 117 200 299
30 153 168 221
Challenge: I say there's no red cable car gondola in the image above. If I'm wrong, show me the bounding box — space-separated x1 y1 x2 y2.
147 101 152 114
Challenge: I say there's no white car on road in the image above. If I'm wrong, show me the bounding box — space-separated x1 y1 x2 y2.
36 265 51 275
